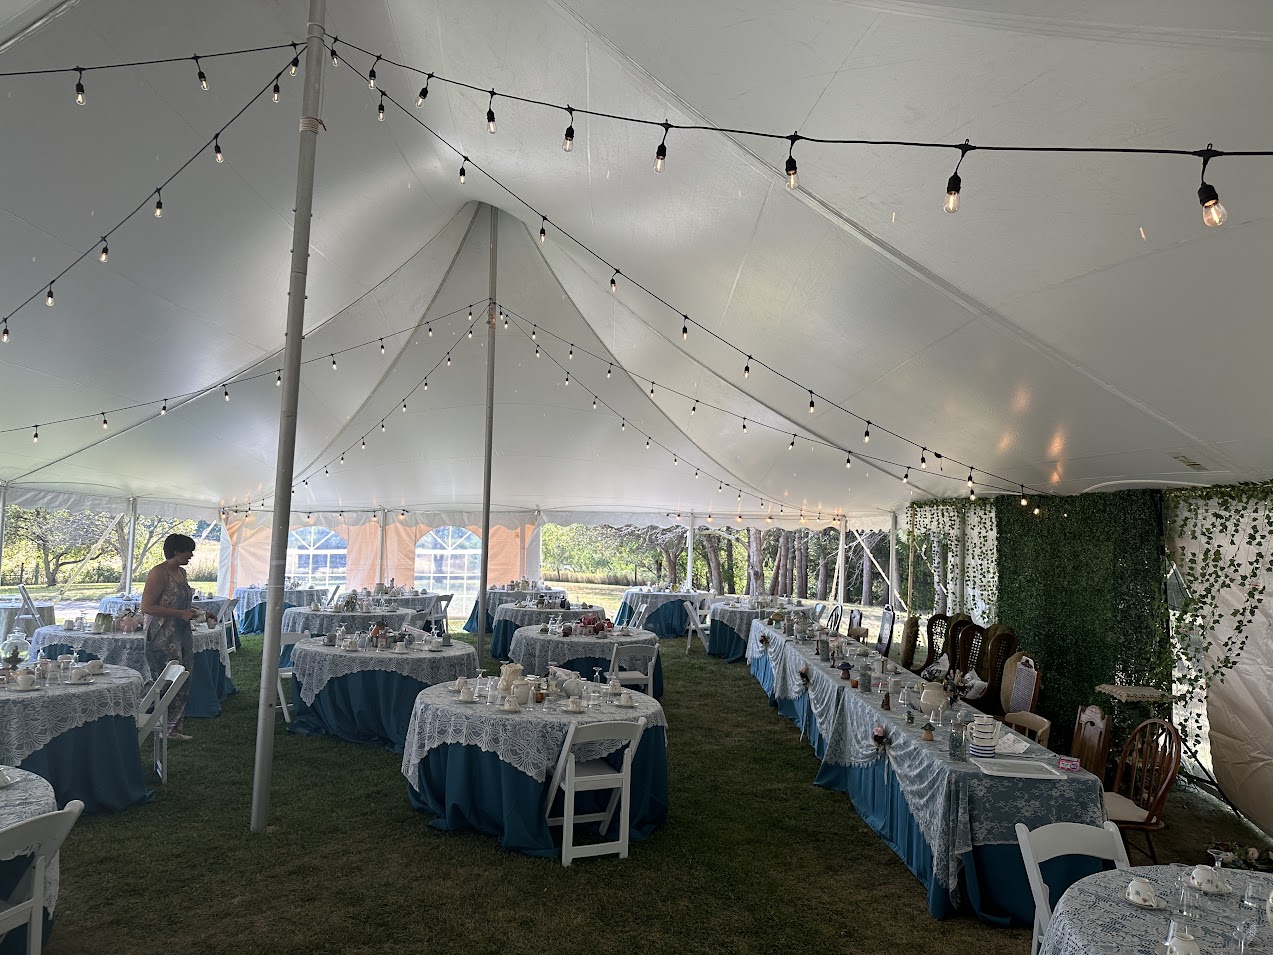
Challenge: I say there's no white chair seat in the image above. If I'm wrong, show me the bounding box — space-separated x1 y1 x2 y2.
1103 790 1149 823
573 760 625 783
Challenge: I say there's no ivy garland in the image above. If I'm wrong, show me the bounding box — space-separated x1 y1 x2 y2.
909 498 998 621
1165 482 1273 751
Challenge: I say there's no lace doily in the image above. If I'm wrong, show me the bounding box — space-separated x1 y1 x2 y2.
508 626 658 676
0 665 142 765
289 639 477 704
748 623 1104 893
0 767 60 913
28 627 151 680
402 683 668 784
279 608 415 636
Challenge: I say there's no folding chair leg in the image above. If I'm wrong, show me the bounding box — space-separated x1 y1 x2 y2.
277 675 293 723
618 776 632 859
599 788 621 835
562 785 576 867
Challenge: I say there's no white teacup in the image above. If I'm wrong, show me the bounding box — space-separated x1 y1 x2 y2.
502 698 520 713
1167 930 1202 955
621 690 634 706
63 620 74 630
453 676 468 690
1191 865 1226 892
459 687 475 702
87 659 105 674
430 638 443 650
566 698 584 713
1126 877 1158 907
70 667 90 683
90 624 103 634
15 671 36 690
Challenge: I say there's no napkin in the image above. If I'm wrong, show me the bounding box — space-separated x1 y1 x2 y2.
995 733 1031 756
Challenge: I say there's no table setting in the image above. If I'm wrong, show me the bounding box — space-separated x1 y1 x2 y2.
463 585 569 635
615 587 715 638
746 620 1106 924
400 676 669 857
1042 863 1273 955
708 598 817 662
488 604 601 659
98 593 228 620
0 662 148 812
0 766 59 953
508 623 664 698
233 584 329 632
286 630 477 751
279 606 415 639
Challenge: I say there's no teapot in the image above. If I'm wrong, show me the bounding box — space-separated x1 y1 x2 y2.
511 678 532 706
498 662 525 692
559 673 584 698
918 682 947 717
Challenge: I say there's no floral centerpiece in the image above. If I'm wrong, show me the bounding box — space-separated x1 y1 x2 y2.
1209 842 1273 872
872 724 891 751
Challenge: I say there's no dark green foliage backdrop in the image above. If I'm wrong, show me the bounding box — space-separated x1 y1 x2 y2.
995 489 1172 750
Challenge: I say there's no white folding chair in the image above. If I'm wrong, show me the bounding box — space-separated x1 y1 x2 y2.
137 662 190 783
629 602 650 630
1015 821 1129 955
325 585 341 608
683 601 709 654
0 799 84 954
545 718 647 867
607 643 660 695
276 631 309 723
426 594 453 635
811 602 827 625
694 595 711 626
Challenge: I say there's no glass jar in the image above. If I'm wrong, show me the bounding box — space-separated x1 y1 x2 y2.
948 720 967 761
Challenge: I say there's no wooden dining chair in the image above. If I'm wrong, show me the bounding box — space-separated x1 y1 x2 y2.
825 604 843 634
916 614 948 673
1071 704 1111 780
898 615 920 670
1004 711 1052 748
875 605 896 658
957 623 986 675
980 629 1020 715
1103 718 1181 863
1004 654 1042 715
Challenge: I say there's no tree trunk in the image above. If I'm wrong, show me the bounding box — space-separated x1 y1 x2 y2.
724 533 736 594
816 556 828 600
747 528 765 596
861 542 873 606
771 531 790 596
659 545 680 588
702 539 724 595
796 529 809 599
934 536 948 614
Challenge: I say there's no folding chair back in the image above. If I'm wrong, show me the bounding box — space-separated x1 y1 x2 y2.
276 630 309 723
629 603 651 630
0 799 85 951
682 601 709 654
137 662 190 782
608 643 659 695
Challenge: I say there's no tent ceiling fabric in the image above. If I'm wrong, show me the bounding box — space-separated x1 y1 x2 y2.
1 1 1269 528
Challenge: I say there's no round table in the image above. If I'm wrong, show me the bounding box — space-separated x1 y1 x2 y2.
279 608 415 636
373 593 439 612
1042 864 1273 954
0 602 55 638
98 595 228 619
489 605 603 659
615 590 714 638
709 601 817 663
401 683 669 857
0 664 149 812
287 638 477 751
508 625 664 698
234 587 328 632
0 767 59 952
464 588 569 634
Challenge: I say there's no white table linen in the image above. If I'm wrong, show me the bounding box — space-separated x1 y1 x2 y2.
28 626 150 679
0 603 56 637
289 638 476 705
509 625 659 676
0 665 142 765
0 767 60 912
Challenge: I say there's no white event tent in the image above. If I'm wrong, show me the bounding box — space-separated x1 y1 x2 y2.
0 1 1270 829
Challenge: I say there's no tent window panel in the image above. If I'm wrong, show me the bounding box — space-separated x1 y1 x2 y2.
287 527 349 589
415 527 483 602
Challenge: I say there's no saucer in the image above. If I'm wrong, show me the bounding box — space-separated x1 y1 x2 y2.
69 678 95 685
10 685 42 693
615 700 637 708
562 705 585 714
427 646 443 652
456 696 478 704
500 705 521 714
1125 896 1164 910
1190 879 1232 895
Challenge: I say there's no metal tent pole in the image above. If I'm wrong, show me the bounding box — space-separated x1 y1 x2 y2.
378 509 387 584
0 485 8 584
836 516 846 605
251 0 325 833
121 497 138 594
475 204 498 669
888 510 899 608
686 514 694 590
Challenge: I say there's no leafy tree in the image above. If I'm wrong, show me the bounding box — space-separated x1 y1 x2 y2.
107 515 201 591
7 507 117 586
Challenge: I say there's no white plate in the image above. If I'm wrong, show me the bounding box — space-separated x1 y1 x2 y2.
10 685 42 693
970 758 1065 779
561 706 586 714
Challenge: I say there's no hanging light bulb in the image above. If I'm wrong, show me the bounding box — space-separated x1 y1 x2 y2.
423 378 428 390
275 370 281 387
486 91 497 133
427 323 432 337
610 271 618 293
535 344 540 358
195 57 208 91
920 448 927 469
1 323 9 344
568 345 573 359
160 399 167 415
1020 486 1028 507
654 124 669 173
459 159 467 184
969 487 976 501
1033 504 1040 516
592 396 597 410
223 384 230 401
446 353 451 366
621 419 625 431
416 75 431 107
694 469 699 479
607 364 612 378
863 422 870 443
742 418 747 433
74 69 85 106
367 57 379 89
153 191 163 218
214 137 224 163
743 356 751 379
340 453 345 464
1198 181 1227 227
361 437 366 450
45 284 54 307
289 47 299 76
808 391 815 413
377 95 385 122
564 372 570 386
101 412 108 430
691 401 697 415
944 172 961 214
967 468 974 488
845 452 851 469
467 325 473 338
531 326 537 340
672 455 678 466
272 79 281 103
330 42 339 67
539 217 547 243
402 399 407 412
785 135 799 189
645 437 650 449
380 338 385 355
562 109 575 151
380 420 386 432
324 465 329 476
903 469 910 484
788 434 796 451
718 482 723 493
503 313 508 329
32 425 38 444
649 382 655 396
330 354 337 371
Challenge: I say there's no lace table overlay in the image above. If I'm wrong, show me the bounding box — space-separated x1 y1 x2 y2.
98 596 226 619
376 594 439 612
0 767 59 913
233 588 327 616
289 638 477 704
0 665 142 765
1042 865 1273 955
710 603 815 643
191 624 231 677
508 626 659 676
492 606 599 632
747 622 1105 893
28 627 150 680
279 608 415 636
618 589 713 618
475 588 568 618
402 683 667 785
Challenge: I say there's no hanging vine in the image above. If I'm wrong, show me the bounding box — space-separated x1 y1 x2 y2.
909 498 998 622
1165 482 1273 750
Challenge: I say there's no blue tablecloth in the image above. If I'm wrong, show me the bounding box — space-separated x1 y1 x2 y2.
238 601 297 635
708 618 749 662
17 716 150 813
748 650 1100 923
406 726 669 857
183 646 237 718
289 670 425 752
615 599 690 638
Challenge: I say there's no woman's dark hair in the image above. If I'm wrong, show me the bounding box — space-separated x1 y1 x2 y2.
163 533 197 558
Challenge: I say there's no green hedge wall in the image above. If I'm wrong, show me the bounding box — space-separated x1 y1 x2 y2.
994 489 1171 751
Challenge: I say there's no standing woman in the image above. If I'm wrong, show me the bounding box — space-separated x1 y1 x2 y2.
140 533 209 741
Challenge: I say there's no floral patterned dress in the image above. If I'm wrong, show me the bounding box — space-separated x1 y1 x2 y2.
144 565 194 731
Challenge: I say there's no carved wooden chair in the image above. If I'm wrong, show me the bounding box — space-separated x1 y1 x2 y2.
1003 653 1042 715
957 623 987 675
917 614 949 672
1072 704 1112 782
875 605 896 658
898 615 921 670
980 629 1020 715
1104 719 1181 863
825 604 843 634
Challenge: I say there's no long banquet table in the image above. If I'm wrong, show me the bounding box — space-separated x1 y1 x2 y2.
708 600 817 662
401 683 669 857
747 621 1106 924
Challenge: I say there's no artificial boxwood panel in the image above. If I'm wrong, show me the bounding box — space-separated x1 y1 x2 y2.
994 489 1171 751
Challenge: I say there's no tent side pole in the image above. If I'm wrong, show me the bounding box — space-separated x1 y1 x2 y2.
378 509 387 584
0 485 8 584
888 510 899 608
686 514 694 590
475 204 498 670
836 516 846 605
122 497 138 594
251 0 325 834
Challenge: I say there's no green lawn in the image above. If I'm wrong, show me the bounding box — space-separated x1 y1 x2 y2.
43 620 1267 954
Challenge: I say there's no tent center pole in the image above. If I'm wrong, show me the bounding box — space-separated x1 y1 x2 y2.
836 516 846 605
122 497 138 594
0 485 8 584
475 204 498 670
251 0 326 834
686 514 694 590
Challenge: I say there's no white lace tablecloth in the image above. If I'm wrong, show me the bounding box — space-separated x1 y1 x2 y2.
748 622 1105 894
711 601 816 635
279 608 415 635
402 683 667 785
289 638 477 705
0 665 142 765
234 587 328 616
28 626 150 679
0 603 56 637
1042 865 1273 955
98 596 227 619
620 589 712 615
492 605 600 631
192 624 231 677
482 588 567 612
374 594 439 612
0 767 59 913
508 626 659 676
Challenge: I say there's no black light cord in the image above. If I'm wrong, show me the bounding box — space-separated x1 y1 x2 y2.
0 42 301 77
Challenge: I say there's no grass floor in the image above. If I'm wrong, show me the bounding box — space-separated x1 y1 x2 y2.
45 625 1268 954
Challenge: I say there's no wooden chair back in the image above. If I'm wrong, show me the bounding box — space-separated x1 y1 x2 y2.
1110 719 1180 830
847 608 862 630
1005 654 1042 714
1071 705 1111 779
898 616 920 670
876 605 896 658
982 629 1020 714
1004 711 1052 749
919 614 948 672
826 605 843 634
958 623 986 674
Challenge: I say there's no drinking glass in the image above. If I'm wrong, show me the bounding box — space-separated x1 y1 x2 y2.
1208 848 1227 871
592 666 603 685
1176 877 1198 918
1242 882 1262 911
1233 916 1259 954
